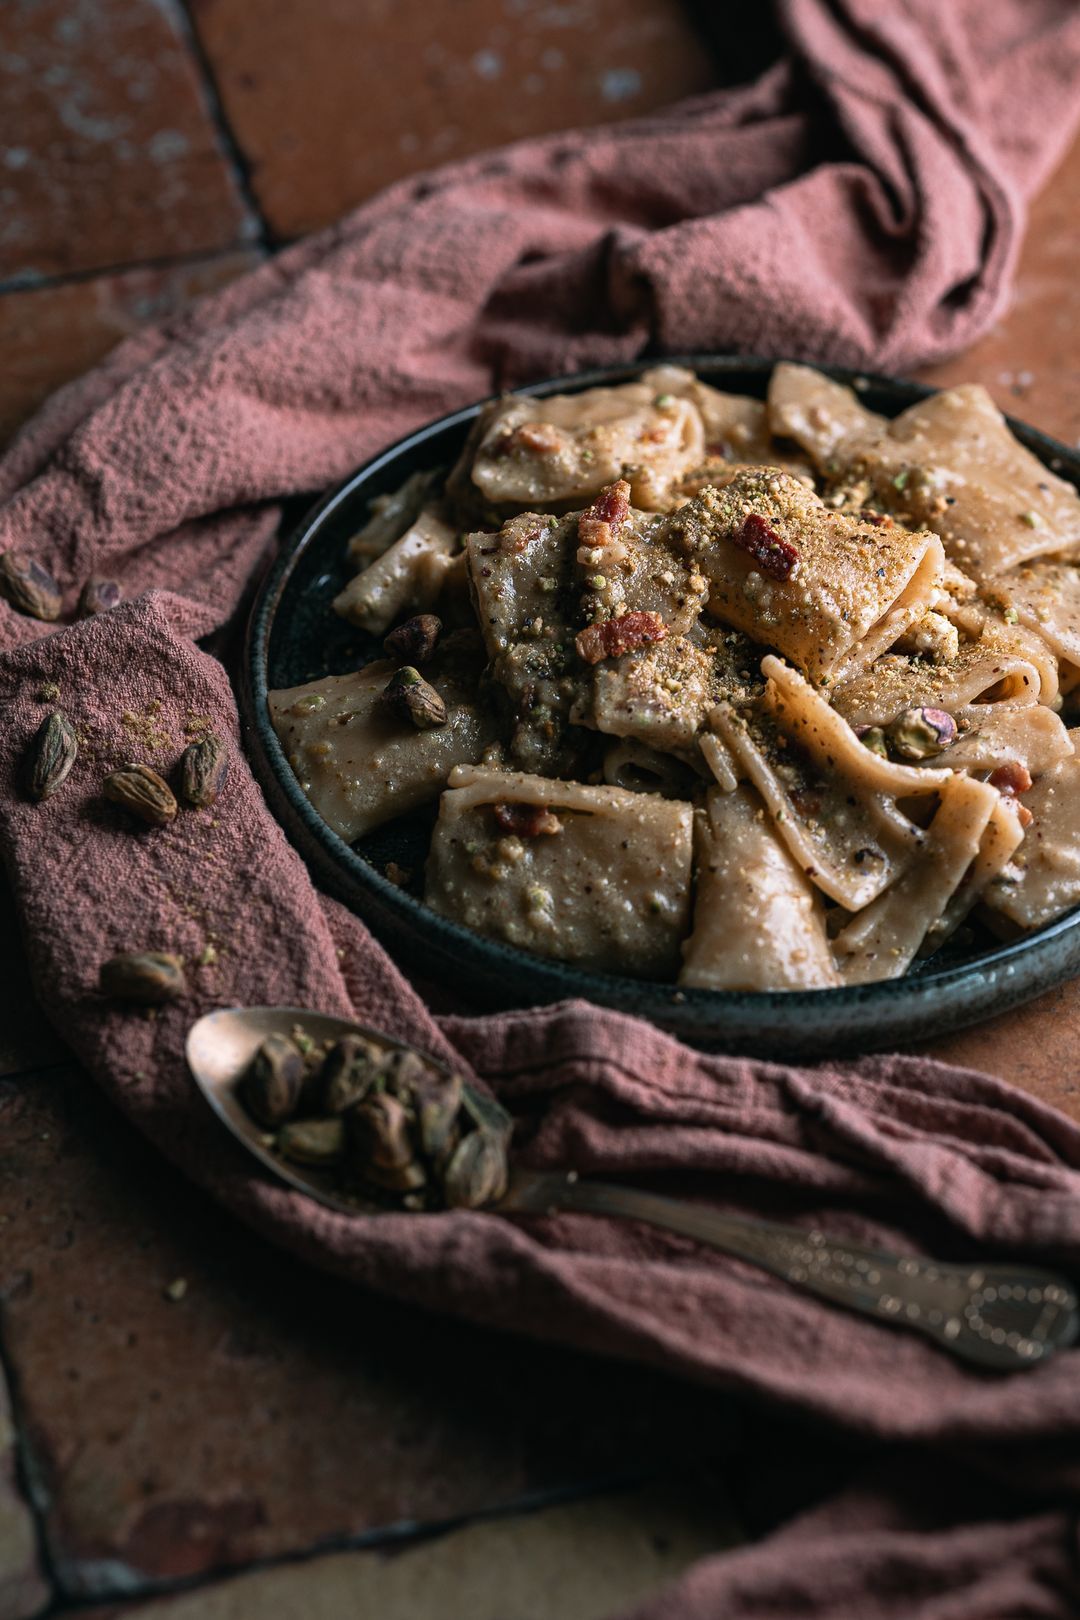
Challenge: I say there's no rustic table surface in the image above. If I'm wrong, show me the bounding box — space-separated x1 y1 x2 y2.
1 5 1078 1616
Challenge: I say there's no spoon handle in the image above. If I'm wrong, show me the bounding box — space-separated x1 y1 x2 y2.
501 1172 1079 1372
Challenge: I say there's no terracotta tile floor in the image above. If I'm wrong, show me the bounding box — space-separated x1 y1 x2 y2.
0 2 1077 1615
189 0 716 237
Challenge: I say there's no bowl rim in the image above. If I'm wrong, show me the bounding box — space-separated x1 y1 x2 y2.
242 354 1080 1037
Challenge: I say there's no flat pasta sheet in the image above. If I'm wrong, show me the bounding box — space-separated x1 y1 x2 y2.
681 787 840 991
425 766 693 979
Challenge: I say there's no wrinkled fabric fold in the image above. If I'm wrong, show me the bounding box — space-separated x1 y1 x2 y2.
3 1 1080 1614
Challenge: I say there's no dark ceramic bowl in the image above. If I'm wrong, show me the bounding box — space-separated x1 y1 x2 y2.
240 357 1080 1058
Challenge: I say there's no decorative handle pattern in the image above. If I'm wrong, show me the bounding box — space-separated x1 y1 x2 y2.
502 1172 1079 1372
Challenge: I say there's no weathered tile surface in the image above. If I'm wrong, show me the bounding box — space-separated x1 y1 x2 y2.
0 1357 48 1620
915 979 1080 1121
0 0 254 282
79 1476 737 1620
0 250 262 448
917 133 1080 446
0 1067 741 1601
189 0 715 237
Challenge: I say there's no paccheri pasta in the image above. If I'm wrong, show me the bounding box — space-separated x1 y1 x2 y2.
268 364 1080 990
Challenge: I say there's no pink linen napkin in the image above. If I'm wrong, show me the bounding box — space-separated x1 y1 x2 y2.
3 2 1080 1613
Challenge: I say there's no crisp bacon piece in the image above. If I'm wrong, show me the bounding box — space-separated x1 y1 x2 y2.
512 421 564 455
731 512 800 581
490 421 564 458
588 480 631 528
989 762 1034 797
575 610 667 666
789 787 824 819
578 479 631 550
502 520 548 554
492 802 563 837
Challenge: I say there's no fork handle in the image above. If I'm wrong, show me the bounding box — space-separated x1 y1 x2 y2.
518 1174 1078 1372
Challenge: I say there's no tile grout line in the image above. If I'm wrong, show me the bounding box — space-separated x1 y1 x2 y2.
171 0 274 253
34 1470 656 1612
0 243 266 301
0 1309 59 1612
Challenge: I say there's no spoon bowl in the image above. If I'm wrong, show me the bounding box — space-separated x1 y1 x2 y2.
186 1005 459 1216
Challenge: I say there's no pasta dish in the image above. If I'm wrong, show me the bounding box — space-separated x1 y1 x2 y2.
268 364 1080 991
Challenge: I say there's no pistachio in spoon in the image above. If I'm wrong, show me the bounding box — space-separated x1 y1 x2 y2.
186 1006 510 1214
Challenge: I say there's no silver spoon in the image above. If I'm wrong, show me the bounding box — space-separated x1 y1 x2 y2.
186 1007 1079 1373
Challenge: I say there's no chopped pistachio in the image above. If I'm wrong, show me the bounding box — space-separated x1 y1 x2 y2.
278 1116 345 1166
887 706 957 761
290 693 326 716
381 665 448 730
290 1024 316 1055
